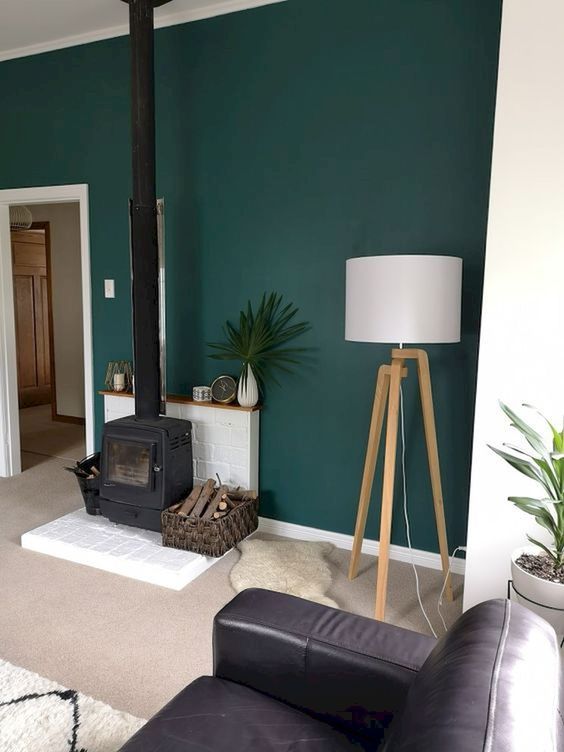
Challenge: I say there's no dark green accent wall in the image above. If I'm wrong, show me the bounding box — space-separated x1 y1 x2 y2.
0 0 501 552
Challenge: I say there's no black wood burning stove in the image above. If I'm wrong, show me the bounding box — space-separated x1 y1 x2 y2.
99 417 192 531
98 0 193 532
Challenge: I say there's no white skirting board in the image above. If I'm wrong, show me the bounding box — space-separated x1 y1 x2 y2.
21 509 464 591
258 517 466 576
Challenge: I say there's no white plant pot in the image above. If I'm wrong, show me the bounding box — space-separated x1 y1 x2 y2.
511 545 564 639
237 365 259 408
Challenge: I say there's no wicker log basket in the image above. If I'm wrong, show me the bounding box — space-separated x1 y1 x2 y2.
161 481 258 557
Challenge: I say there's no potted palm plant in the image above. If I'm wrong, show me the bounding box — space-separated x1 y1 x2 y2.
490 402 564 635
208 292 311 407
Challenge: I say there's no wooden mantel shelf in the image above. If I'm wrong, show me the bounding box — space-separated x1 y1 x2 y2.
98 390 262 412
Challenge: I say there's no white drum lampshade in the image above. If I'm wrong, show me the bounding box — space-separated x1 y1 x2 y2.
345 254 462 344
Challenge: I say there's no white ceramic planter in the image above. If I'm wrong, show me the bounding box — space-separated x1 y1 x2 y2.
511 545 564 638
237 365 259 408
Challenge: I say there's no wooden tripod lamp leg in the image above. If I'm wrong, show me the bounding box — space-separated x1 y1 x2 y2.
349 365 390 580
375 359 403 621
416 350 454 601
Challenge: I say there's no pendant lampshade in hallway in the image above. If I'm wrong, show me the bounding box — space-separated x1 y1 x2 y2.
345 254 462 344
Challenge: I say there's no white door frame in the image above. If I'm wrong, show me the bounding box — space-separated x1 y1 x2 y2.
0 184 94 476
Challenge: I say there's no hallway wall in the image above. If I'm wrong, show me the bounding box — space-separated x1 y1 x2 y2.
30 202 84 419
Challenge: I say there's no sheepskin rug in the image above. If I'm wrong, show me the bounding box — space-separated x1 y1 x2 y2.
230 539 338 607
0 658 144 752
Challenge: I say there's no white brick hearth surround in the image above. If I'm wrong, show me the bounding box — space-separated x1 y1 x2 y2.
103 393 260 491
21 395 260 589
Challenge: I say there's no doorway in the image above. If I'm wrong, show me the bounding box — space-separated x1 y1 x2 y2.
12 210 86 465
0 185 94 477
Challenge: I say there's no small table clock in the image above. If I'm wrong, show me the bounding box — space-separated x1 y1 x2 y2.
210 375 237 404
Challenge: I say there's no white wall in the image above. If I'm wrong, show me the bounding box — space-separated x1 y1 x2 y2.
31 202 84 419
464 0 564 609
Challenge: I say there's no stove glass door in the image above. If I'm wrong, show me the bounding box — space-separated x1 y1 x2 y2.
106 438 155 488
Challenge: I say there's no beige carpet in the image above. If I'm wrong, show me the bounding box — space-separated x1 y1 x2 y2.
0 453 463 721
19 405 85 462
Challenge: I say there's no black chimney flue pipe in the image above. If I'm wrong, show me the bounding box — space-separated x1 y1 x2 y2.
124 0 172 420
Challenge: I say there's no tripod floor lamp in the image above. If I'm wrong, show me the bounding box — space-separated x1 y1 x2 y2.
345 254 462 621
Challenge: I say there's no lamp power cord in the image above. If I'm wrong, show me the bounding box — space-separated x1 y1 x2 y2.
399 382 438 637
398 381 466 638
437 545 466 632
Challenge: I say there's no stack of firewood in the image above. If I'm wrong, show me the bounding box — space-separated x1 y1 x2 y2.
69 464 100 481
169 479 257 521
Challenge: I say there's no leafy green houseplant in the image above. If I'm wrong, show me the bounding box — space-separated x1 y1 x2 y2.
208 293 311 407
490 402 564 582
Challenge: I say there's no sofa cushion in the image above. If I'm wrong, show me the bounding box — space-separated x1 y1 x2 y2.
386 599 563 752
119 675 367 752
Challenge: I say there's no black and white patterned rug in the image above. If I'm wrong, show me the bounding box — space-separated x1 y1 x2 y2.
0 658 145 751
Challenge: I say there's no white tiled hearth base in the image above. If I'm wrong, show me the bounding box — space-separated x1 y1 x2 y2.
21 509 221 590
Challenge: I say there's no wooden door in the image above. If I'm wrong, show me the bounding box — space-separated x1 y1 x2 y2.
11 229 52 408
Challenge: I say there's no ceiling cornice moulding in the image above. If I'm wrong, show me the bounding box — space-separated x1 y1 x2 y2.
0 0 285 63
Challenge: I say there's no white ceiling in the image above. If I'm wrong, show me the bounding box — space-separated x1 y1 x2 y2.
0 0 284 62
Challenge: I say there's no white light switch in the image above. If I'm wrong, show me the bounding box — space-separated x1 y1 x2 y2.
104 279 115 298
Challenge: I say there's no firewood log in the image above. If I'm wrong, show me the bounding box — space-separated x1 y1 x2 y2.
168 502 183 513
218 500 228 511
223 493 237 509
191 479 216 517
203 485 228 519
91 466 100 477
228 489 258 501
178 485 203 516
213 510 227 519
227 490 245 501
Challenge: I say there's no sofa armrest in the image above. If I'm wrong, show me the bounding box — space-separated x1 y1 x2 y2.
213 589 435 744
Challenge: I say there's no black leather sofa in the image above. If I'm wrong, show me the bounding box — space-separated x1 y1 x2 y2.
120 588 562 751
